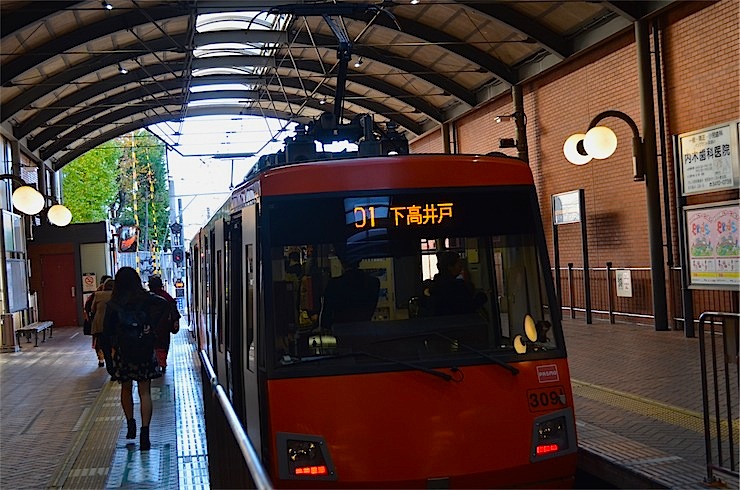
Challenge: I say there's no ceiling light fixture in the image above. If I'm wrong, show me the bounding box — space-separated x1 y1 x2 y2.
118 63 128 74
102 1 113 10
354 58 363 68
410 0 420 4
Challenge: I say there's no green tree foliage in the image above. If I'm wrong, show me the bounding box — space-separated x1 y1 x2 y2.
116 131 170 252
61 141 120 223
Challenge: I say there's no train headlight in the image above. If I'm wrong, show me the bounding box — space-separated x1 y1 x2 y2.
530 408 577 462
277 432 337 481
288 440 319 462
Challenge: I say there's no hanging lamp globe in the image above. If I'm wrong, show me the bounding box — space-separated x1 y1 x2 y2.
583 126 618 159
563 133 592 165
47 204 73 227
12 186 45 215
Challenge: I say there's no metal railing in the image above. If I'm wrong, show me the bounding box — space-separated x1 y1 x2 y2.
698 312 739 485
199 350 273 489
555 264 655 323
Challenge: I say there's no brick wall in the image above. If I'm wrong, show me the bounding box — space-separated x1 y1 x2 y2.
410 0 739 325
661 0 740 317
410 127 444 154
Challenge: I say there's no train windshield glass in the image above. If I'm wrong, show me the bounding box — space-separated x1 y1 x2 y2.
266 187 561 374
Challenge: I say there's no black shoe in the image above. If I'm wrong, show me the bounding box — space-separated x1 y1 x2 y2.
98 361 104 368
126 418 136 439
140 426 150 451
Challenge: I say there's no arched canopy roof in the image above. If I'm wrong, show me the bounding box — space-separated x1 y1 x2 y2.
1 0 677 170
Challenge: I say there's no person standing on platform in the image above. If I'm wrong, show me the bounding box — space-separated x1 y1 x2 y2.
90 278 114 368
103 267 166 451
84 274 112 366
148 275 181 373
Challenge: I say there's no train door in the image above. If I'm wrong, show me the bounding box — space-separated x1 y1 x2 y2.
241 203 261 455
227 214 246 422
191 241 203 350
201 231 215 358
213 219 228 390
206 230 217 371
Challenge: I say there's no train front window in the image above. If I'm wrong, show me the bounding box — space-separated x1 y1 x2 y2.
266 188 561 375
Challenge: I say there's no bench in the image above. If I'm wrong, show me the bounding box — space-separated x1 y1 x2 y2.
15 321 54 347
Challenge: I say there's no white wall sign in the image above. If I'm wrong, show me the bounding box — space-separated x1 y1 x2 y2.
552 190 582 225
616 269 633 297
678 121 740 196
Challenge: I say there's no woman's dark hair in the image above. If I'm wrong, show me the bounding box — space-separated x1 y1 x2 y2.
112 267 146 304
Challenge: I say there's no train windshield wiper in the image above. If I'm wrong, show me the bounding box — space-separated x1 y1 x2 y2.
287 351 453 381
371 331 519 375
430 331 519 375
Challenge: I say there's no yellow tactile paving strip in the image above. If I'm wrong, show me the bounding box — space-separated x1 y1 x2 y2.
41 329 208 490
572 378 740 438
48 379 123 488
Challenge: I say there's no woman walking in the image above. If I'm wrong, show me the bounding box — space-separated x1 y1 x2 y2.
147 275 181 373
103 267 167 451
90 278 114 368
84 274 112 366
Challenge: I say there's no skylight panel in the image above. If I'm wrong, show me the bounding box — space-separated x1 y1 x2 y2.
192 67 261 77
196 11 286 33
191 84 254 93
188 98 254 109
194 43 263 58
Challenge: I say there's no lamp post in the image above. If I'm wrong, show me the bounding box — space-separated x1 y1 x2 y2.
562 19 669 332
563 110 669 331
0 173 72 226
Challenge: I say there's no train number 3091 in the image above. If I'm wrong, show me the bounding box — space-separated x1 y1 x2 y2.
527 386 567 412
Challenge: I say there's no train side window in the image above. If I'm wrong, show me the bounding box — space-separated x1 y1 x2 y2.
493 238 555 350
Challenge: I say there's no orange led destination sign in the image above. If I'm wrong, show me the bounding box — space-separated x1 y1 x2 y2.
353 202 454 229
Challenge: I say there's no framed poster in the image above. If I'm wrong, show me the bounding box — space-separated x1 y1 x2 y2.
678 121 739 196
684 200 740 290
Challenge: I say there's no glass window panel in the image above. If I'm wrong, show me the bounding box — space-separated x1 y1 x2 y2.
266 188 560 376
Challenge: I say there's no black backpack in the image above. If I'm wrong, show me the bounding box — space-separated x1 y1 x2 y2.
111 300 155 364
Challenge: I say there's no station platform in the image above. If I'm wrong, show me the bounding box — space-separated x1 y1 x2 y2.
0 316 736 489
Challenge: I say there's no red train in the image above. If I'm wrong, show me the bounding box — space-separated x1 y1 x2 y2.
189 122 578 487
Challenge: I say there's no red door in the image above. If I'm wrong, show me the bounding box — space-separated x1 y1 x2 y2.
40 253 78 326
